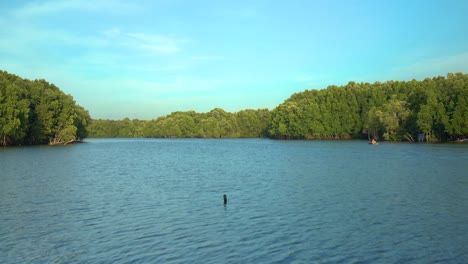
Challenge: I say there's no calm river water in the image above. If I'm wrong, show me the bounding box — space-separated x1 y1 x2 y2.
1 139 467 263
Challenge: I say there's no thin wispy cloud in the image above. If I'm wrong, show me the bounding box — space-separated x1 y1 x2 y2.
190 56 227 62
102 30 183 55
138 43 179 54
126 33 182 54
389 52 468 80
95 77 228 95
11 0 140 17
103 28 122 37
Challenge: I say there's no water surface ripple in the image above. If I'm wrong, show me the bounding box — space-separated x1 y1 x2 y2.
1 139 467 263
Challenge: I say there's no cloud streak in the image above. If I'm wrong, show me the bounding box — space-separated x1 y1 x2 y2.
11 0 141 17
127 33 181 54
389 52 468 80
102 29 184 55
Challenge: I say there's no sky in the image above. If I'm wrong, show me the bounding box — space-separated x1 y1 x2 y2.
1 0 467 120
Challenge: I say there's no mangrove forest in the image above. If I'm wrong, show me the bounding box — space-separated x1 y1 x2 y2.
1 69 467 146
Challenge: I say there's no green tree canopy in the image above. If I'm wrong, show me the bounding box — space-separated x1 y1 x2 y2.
0 70 90 146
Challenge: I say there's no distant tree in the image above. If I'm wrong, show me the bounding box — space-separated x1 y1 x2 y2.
365 107 384 140
236 109 271 138
380 98 410 141
0 80 30 145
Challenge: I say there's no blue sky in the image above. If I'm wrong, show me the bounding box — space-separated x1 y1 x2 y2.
1 0 467 119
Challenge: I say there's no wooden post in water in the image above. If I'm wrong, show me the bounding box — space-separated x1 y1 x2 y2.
223 194 227 205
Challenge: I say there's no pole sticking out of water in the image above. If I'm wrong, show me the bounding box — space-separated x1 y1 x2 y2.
223 194 227 205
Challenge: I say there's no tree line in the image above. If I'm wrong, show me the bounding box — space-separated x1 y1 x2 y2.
1 69 467 145
88 72 467 142
268 72 467 141
88 108 271 138
0 70 90 146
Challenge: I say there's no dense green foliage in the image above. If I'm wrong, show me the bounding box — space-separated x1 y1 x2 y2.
88 108 271 138
2 69 467 144
269 73 468 141
0 70 91 146
88 73 467 142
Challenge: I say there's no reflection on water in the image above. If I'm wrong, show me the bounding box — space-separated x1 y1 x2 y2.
1 139 467 263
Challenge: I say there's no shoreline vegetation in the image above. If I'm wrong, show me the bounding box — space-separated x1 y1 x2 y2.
0 70 90 146
1 70 467 146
